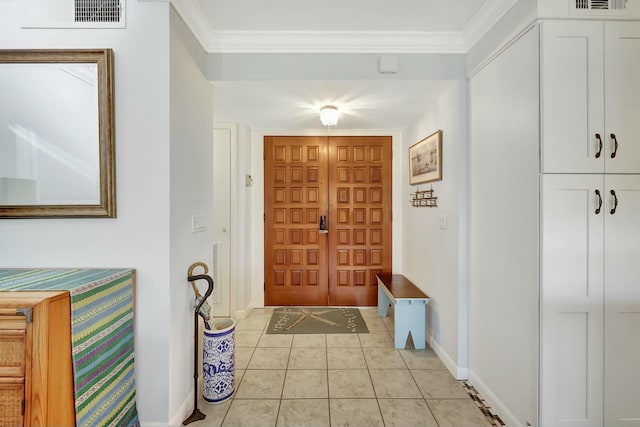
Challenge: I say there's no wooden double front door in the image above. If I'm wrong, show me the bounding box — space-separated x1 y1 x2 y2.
264 135 392 306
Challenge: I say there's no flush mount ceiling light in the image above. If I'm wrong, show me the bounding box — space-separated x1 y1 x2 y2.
319 105 339 128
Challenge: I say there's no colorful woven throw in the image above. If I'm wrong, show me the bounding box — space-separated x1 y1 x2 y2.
0 268 139 427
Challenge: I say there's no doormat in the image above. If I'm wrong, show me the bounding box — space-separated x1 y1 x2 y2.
266 307 369 334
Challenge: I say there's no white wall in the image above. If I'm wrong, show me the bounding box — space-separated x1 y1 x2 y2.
468 25 540 427
401 81 469 378
168 7 214 425
0 1 172 424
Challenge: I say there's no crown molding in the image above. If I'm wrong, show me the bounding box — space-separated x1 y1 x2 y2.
171 0 213 49
462 0 523 51
172 0 521 54
207 30 465 54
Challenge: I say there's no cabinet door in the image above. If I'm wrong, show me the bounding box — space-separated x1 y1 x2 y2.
541 21 605 173
604 175 640 426
604 23 640 173
541 174 604 427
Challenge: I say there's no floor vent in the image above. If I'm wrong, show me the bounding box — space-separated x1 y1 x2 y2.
75 0 122 23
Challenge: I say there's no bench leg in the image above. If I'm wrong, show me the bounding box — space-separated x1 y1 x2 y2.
394 300 426 350
377 285 391 318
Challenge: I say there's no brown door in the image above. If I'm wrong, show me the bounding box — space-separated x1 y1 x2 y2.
264 135 392 306
327 136 392 306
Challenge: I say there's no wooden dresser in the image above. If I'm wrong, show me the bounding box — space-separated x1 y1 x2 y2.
0 269 138 427
0 292 75 427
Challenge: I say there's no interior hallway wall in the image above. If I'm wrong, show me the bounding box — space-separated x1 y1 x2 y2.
468 24 540 427
401 81 469 378
168 6 214 424
0 0 173 424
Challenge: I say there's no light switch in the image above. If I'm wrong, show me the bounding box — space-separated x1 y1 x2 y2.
439 214 447 230
191 215 206 233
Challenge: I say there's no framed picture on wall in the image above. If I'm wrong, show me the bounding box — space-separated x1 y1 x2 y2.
409 130 442 185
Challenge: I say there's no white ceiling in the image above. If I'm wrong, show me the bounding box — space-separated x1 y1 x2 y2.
198 0 487 33
184 0 511 130
213 80 458 130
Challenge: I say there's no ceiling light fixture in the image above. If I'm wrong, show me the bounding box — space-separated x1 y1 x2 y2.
319 105 339 128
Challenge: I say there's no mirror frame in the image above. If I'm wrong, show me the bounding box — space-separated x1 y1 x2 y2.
0 48 115 218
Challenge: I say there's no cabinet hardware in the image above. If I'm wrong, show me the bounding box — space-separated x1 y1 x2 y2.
16 308 32 324
595 189 602 214
610 189 618 215
595 133 603 158
610 133 618 159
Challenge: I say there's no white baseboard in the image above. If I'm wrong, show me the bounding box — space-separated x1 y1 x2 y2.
168 389 194 427
468 369 522 427
140 422 169 427
425 330 468 380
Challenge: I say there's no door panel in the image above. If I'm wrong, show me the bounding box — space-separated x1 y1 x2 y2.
541 174 604 427
604 175 640 426
604 23 640 173
328 136 392 306
264 135 392 306
264 136 329 306
541 21 604 173
212 128 232 316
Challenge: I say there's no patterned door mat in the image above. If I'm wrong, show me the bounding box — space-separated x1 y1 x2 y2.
266 307 369 334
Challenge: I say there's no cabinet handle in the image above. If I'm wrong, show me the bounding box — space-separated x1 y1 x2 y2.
610 133 618 159
610 189 618 215
595 133 603 158
595 189 602 215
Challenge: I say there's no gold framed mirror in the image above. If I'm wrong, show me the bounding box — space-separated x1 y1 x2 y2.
0 49 115 218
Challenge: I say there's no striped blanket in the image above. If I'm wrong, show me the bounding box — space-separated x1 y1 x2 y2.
0 269 139 427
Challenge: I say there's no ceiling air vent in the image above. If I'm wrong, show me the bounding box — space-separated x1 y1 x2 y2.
21 0 125 28
572 0 629 15
75 0 121 23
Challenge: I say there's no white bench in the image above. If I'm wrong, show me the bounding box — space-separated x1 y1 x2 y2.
376 273 430 350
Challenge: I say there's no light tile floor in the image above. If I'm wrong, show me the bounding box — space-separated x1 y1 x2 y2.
190 308 500 427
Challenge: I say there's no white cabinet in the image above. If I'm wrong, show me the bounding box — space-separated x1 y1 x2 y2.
541 21 640 174
603 175 640 427
541 174 640 427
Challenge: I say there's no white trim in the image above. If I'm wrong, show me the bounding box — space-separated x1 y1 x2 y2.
462 0 522 51
170 0 214 50
466 23 537 80
168 389 194 427
206 30 465 54
171 0 530 54
426 328 468 380
468 369 523 427
140 423 169 427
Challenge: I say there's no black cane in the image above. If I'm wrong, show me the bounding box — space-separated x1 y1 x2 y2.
183 274 214 425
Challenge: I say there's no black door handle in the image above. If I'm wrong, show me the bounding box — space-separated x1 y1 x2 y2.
610 190 618 215
595 133 603 159
595 189 602 215
610 133 618 159
319 215 327 231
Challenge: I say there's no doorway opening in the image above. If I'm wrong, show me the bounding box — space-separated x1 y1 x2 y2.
264 135 392 306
